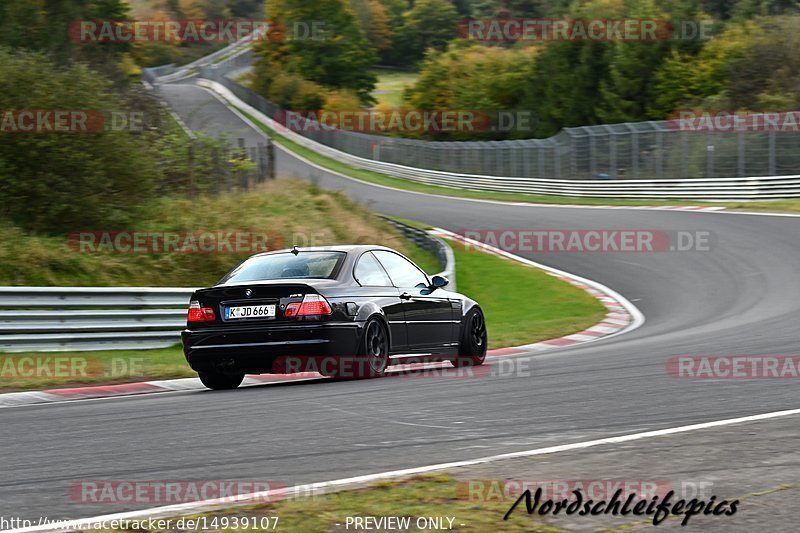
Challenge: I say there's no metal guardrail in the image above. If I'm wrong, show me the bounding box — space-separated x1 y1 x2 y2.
199 76 800 200
142 38 800 198
184 58 800 190
383 218 456 292
0 226 456 352
142 27 260 85
0 288 194 352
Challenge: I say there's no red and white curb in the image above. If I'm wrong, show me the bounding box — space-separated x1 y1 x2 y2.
0 373 321 408
0 234 642 409
488 203 725 212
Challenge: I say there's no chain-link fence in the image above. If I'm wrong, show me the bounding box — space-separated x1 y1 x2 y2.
153 54 800 182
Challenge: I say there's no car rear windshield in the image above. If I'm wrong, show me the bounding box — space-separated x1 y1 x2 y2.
220 252 345 283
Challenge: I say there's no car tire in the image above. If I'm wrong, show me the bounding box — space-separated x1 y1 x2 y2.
322 318 389 379
198 371 245 390
359 318 390 378
453 308 487 367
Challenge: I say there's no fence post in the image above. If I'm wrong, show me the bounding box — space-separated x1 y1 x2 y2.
238 138 248 190
538 144 545 178
249 146 257 184
768 131 776 175
656 130 663 179
738 132 745 176
609 134 616 179
266 140 275 179
553 143 561 179
211 147 220 196
570 137 577 179
255 142 265 182
224 146 233 192
187 140 195 197
681 132 689 177
706 132 714 178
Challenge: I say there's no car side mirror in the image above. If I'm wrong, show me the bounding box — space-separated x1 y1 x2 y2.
431 275 449 290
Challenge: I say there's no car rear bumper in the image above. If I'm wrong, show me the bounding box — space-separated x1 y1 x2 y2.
182 322 362 374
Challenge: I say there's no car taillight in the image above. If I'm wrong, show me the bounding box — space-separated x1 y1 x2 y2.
187 300 216 324
284 294 332 317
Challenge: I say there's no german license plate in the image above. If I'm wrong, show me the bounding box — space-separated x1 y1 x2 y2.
224 304 276 319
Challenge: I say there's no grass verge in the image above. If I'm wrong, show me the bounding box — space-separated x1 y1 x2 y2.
96 473 562 533
1 230 605 391
0 178 437 287
236 107 800 213
451 241 606 347
370 68 419 107
0 345 192 392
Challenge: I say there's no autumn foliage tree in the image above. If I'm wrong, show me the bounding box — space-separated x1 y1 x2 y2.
253 0 377 104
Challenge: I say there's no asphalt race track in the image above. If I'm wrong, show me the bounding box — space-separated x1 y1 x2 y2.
1 79 799 521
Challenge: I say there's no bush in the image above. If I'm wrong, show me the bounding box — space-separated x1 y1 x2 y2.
265 71 326 110
0 48 160 233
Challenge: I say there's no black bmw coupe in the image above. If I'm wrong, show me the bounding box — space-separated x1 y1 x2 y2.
182 245 487 389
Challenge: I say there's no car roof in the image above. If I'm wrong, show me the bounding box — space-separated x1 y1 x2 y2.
252 244 396 257
222 244 431 286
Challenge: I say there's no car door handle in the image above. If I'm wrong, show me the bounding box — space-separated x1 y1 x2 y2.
400 292 411 300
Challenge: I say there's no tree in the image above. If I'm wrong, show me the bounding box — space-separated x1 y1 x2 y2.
255 0 377 103
229 0 266 18
596 0 673 123
350 0 394 51
0 48 159 233
405 42 534 139
0 0 133 71
651 21 758 115
395 0 459 64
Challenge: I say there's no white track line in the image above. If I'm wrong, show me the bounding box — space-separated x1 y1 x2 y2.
6 73 798 533
9 407 800 532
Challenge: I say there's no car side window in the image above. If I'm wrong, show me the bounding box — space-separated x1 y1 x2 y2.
373 250 429 288
354 252 393 286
